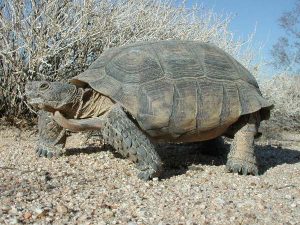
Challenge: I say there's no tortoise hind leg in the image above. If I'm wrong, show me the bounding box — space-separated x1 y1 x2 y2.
37 111 67 158
226 112 260 175
102 105 163 180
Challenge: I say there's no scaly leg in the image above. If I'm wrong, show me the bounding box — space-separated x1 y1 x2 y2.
226 113 260 175
102 106 163 180
37 111 67 158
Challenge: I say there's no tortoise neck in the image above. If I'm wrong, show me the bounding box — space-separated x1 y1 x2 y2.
74 88 115 119
58 87 84 118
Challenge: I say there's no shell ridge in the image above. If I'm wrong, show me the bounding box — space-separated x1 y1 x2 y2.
235 83 243 115
195 80 202 131
150 45 166 77
219 83 225 125
187 42 207 78
168 84 177 134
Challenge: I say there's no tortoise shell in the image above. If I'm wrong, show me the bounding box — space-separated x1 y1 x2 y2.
70 40 272 140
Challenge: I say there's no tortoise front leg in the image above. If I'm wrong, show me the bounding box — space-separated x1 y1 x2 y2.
102 106 163 180
226 113 260 175
37 111 67 158
52 105 163 180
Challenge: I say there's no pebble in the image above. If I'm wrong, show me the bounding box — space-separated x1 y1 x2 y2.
291 203 297 208
285 195 293 200
1 128 300 225
56 204 68 215
152 177 159 182
34 208 44 214
1 205 11 213
23 212 32 219
9 218 18 224
127 222 138 225
9 207 18 215
199 203 207 210
103 210 114 219
214 197 226 207
16 192 24 197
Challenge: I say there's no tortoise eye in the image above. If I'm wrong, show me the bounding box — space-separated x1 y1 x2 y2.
39 83 49 91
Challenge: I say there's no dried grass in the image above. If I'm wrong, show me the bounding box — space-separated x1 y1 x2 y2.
260 74 300 132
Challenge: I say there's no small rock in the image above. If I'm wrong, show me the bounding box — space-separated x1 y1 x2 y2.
37 210 49 218
285 194 293 200
127 222 138 225
152 177 159 182
45 217 53 222
56 204 68 215
16 192 24 197
199 203 206 210
230 216 237 222
23 212 32 220
257 202 266 210
214 197 226 207
1 205 10 213
77 214 88 222
188 164 205 171
9 218 18 225
9 206 18 215
103 209 114 219
34 208 44 214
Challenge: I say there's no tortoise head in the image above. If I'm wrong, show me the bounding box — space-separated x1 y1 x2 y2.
25 81 78 113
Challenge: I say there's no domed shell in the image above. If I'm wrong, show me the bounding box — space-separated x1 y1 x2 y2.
70 40 272 139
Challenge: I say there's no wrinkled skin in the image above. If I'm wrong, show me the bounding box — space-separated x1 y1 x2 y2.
26 81 78 115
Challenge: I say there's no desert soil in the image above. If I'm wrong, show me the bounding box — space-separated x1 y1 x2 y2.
0 125 299 225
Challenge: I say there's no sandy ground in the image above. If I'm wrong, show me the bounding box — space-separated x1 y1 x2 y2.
0 125 299 225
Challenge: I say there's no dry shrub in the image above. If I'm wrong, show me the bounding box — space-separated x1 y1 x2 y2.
0 0 260 119
260 74 300 132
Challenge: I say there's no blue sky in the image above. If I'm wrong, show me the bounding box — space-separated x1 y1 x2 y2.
181 0 296 74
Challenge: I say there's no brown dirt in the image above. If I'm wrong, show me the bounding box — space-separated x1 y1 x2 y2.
0 125 299 224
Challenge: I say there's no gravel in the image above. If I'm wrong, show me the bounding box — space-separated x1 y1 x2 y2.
0 126 299 224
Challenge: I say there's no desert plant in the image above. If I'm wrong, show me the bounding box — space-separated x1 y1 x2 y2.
260 74 300 132
0 0 259 119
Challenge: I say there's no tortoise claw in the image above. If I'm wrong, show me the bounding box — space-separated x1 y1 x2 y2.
35 146 60 158
138 171 152 181
226 158 258 176
136 160 162 181
41 149 47 157
36 148 41 157
47 151 53 158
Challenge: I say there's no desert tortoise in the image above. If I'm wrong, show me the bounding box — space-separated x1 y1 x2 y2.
25 40 273 180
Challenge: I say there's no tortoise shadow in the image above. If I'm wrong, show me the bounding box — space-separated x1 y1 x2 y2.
255 143 300 174
156 141 300 179
156 142 229 179
62 140 300 179
64 144 113 156
158 143 300 179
